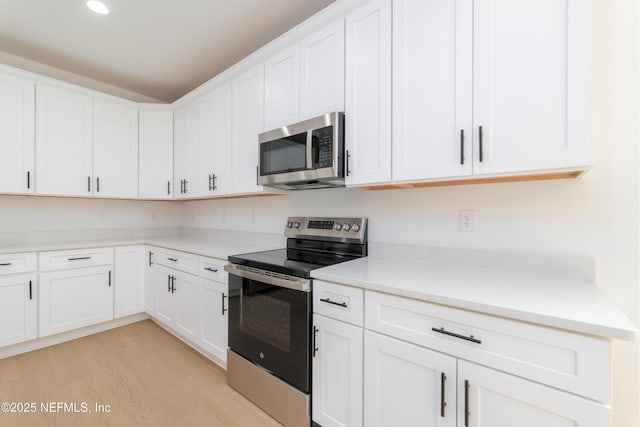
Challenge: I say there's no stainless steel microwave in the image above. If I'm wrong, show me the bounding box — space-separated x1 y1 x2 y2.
258 112 344 190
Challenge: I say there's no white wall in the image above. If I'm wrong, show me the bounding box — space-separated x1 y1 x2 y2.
0 196 181 234
181 0 640 425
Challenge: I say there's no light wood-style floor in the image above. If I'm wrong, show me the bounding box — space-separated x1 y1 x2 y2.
0 320 282 427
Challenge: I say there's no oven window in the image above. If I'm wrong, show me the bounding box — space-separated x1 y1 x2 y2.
240 289 291 352
260 132 307 176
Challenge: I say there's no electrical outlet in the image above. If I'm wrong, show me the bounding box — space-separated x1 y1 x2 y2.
460 209 476 232
150 211 158 221
98 211 107 222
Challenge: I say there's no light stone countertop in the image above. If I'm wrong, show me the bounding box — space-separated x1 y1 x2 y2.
313 244 637 341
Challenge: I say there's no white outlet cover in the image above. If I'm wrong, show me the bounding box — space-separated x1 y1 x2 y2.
460 209 476 232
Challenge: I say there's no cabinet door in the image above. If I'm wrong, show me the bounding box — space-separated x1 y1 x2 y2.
345 0 392 186
0 72 34 195
364 331 456 427
231 65 265 194
139 108 174 199
199 278 228 363
174 271 200 343
39 266 114 337
93 99 138 198
153 264 176 325
199 84 232 196
472 0 591 175
114 246 146 318
174 102 200 198
0 274 37 347
36 84 93 197
312 314 363 427
299 19 345 121
392 0 472 181
458 360 609 427
264 44 300 130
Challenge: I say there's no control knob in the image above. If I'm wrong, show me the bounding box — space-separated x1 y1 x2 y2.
334 223 342 231
293 222 301 229
287 221 294 229
352 224 361 232
343 224 351 232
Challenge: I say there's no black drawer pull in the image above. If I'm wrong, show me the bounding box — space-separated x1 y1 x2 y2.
171 276 176 293
319 298 347 308
440 372 447 418
464 380 470 426
68 257 91 261
204 267 219 273
222 293 227 315
29 280 32 300
431 327 481 344
313 326 319 357
167 257 178 262
108 270 111 287
0 263 12 266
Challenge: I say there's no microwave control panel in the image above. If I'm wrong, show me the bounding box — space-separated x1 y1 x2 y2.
313 125 334 168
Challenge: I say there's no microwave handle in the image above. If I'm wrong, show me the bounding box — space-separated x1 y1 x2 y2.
306 131 313 169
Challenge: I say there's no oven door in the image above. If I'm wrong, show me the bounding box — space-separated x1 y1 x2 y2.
225 264 312 393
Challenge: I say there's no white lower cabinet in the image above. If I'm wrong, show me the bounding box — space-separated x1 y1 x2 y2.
151 264 200 343
312 314 363 427
364 330 456 427
114 246 146 318
198 278 228 363
0 274 37 347
458 360 609 427
39 266 114 337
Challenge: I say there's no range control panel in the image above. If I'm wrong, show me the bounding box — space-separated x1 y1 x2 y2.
284 217 367 243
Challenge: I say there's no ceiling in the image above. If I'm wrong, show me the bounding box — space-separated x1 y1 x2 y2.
0 0 335 102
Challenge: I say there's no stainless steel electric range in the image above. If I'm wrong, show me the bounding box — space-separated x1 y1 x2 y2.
224 217 368 427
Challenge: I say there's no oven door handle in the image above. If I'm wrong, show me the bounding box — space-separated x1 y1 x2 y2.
224 263 312 292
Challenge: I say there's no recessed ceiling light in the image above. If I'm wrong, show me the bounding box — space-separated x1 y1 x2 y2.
86 0 109 15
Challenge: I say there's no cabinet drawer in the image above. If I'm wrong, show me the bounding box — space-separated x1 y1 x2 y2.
365 290 611 403
0 252 37 275
39 247 114 271
198 256 227 284
314 280 363 327
150 247 197 275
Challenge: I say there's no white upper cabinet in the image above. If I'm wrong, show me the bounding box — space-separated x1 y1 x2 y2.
199 83 233 196
0 72 34 195
345 0 392 186
299 19 345 121
139 108 174 199
264 44 300 131
173 101 200 198
231 65 265 195
36 84 93 197
472 0 591 175
93 99 139 198
392 0 473 182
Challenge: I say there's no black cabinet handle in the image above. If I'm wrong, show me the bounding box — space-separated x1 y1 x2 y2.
221 293 227 315
108 270 111 287
313 326 319 357
0 263 12 266
346 150 351 176
167 275 171 292
464 380 470 427
68 257 91 261
431 327 481 344
319 297 347 308
180 179 185 194
27 171 31 189
167 181 171 195
479 126 484 163
97 177 100 193
440 372 447 417
29 280 32 300
460 129 465 165
171 276 176 293
204 267 218 273
184 180 188 193
167 257 178 262
148 251 153 266
212 174 217 191
88 176 91 192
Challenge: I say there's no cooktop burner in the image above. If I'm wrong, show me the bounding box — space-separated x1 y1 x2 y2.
228 216 368 279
